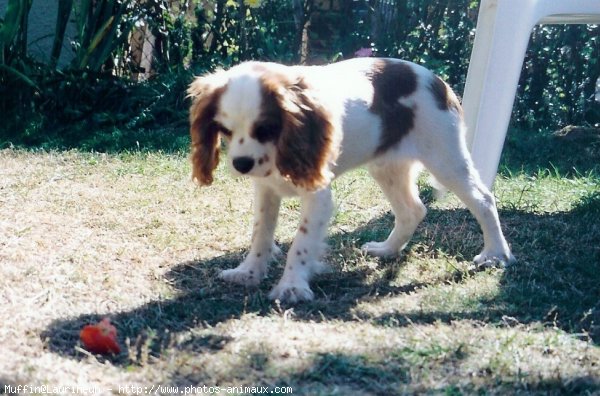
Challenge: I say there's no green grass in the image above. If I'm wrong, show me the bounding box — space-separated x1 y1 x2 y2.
0 129 599 394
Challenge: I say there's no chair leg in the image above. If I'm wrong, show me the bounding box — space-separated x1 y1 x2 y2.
463 0 536 189
463 0 502 150
465 0 600 188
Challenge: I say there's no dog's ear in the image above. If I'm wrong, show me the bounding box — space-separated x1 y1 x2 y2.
187 74 227 186
263 75 338 190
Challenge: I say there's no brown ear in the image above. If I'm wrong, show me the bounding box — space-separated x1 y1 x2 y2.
187 77 226 186
264 76 338 190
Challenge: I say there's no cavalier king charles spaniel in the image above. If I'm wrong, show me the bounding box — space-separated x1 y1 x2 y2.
188 58 515 303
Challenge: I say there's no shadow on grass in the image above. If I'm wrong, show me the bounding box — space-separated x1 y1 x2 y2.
40 242 426 365
42 190 600 370
280 351 600 395
375 203 600 339
287 351 411 394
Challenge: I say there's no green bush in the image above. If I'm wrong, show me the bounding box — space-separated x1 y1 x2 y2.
0 0 598 151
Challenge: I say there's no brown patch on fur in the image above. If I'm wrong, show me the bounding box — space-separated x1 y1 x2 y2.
259 72 338 190
189 86 226 186
257 153 271 166
429 75 463 115
239 137 245 144
369 60 418 154
251 84 282 144
299 226 308 234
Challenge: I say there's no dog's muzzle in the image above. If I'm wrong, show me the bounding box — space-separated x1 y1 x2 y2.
232 156 255 174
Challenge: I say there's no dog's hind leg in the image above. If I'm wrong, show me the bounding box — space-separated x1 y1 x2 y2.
416 125 515 266
362 159 426 258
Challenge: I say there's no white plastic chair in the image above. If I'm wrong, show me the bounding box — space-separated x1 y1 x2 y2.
462 0 600 188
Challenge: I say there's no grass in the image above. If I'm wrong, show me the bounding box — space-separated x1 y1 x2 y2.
0 128 599 395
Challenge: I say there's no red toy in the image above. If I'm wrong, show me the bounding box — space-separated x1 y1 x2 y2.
79 318 121 355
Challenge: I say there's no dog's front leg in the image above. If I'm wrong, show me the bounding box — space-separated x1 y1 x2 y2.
220 183 281 286
269 187 333 303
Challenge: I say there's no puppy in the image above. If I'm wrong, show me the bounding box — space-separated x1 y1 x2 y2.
188 58 515 303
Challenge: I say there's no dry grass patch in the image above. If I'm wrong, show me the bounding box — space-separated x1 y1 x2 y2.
1 147 599 394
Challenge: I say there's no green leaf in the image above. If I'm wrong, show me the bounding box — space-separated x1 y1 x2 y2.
50 0 74 68
0 63 40 91
0 0 25 51
90 1 134 71
78 15 115 69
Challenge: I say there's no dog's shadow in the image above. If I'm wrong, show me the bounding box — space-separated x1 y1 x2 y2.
41 200 600 364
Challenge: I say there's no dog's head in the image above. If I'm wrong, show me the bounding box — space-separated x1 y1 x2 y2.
187 62 338 190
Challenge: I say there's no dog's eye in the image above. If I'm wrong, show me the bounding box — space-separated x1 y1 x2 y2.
220 126 232 138
254 123 279 143
211 121 232 138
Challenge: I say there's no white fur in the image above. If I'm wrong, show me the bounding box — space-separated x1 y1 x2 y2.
193 58 515 303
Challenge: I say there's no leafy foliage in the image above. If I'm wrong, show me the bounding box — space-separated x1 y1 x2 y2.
0 0 598 150
1 65 193 151
516 24 600 130
70 0 136 72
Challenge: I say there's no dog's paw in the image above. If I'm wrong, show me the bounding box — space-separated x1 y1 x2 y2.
361 241 399 258
269 281 314 303
473 251 516 270
219 266 265 287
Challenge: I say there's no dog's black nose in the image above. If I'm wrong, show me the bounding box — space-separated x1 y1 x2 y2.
232 156 255 174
